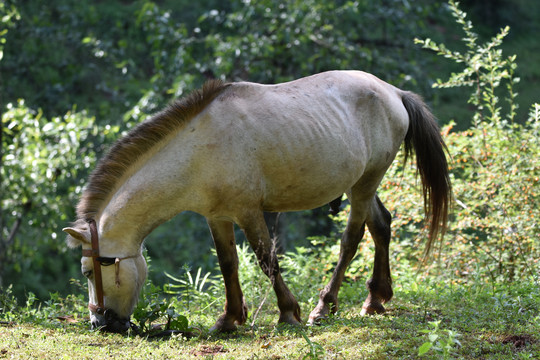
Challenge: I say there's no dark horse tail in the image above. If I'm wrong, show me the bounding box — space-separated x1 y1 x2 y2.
401 91 451 257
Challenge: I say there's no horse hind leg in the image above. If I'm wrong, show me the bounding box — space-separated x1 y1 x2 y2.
239 211 302 325
308 195 368 324
207 219 248 332
361 195 393 315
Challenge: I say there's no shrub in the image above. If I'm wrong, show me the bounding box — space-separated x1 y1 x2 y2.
369 0 539 282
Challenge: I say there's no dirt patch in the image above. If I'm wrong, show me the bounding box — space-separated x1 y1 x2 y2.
191 345 228 357
500 334 535 349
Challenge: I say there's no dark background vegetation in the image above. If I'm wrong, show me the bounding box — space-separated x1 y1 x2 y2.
1 0 539 302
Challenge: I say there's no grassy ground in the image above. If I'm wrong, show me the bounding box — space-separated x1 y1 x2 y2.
1 275 538 359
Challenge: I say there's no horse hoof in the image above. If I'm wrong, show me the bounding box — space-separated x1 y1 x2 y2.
278 313 302 326
209 320 238 333
307 315 327 326
209 324 237 333
360 303 386 316
307 304 331 326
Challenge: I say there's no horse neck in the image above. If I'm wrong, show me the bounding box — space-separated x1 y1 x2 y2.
96 146 196 253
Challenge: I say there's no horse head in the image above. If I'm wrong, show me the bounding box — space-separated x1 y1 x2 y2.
63 219 147 333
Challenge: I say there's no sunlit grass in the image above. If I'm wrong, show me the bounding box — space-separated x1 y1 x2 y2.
1 259 538 360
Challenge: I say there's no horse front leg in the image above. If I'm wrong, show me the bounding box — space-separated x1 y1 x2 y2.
240 212 302 326
207 218 248 332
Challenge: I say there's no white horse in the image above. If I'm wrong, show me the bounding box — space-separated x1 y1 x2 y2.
63 70 451 333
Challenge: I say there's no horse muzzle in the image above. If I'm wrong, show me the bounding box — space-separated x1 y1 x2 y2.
91 308 131 333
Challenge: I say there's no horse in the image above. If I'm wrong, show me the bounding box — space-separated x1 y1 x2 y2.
63 70 451 333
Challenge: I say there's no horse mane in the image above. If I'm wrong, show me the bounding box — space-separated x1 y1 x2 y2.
77 79 230 220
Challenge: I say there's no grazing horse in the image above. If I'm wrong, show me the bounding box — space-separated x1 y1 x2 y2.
63 70 451 333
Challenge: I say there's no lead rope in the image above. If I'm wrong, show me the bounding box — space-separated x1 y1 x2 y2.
115 258 121 287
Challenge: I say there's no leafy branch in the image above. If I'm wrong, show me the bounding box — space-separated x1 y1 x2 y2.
415 0 519 127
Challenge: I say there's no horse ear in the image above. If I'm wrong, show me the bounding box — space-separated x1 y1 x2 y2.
63 224 91 248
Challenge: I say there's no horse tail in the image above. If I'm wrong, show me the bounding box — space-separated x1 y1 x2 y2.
401 91 451 257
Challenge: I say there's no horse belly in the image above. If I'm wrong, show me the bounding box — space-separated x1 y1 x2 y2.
258 140 365 212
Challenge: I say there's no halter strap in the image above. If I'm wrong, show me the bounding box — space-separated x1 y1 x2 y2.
82 219 139 315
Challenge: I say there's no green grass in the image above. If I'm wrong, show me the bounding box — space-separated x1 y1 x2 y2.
1 274 538 359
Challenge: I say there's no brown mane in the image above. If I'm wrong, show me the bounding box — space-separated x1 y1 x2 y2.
77 79 230 220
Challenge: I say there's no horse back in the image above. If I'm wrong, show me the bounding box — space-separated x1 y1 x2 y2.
191 71 409 212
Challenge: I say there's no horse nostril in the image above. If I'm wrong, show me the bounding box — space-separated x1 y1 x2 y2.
104 308 117 322
104 318 131 333
91 319 100 330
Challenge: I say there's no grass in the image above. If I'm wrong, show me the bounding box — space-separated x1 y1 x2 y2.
1 270 538 359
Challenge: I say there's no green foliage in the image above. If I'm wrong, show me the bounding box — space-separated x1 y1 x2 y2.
0 100 101 298
418 320 462 358
142 212 218 289
0 285 18 319
370 0 540 281
0 1 19 61
235 243 273 325
416 0 520 127
2 101 93 218
132 260 220 334
164 266 218 312
132 281 194 334
0 0 150 121
0 283 87 326
123 0 437 124
195 0 441 88
442 111 539 280
299 330 326 360
2 0 445 125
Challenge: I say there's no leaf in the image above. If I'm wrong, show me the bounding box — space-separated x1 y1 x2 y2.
169 315 189 331
42 122 54 132
418 342 433 356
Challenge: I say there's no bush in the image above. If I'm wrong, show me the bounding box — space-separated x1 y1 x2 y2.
369 0 539 282
0 100 111 299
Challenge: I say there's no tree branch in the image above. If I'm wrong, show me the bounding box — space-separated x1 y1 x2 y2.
0 201 32 270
